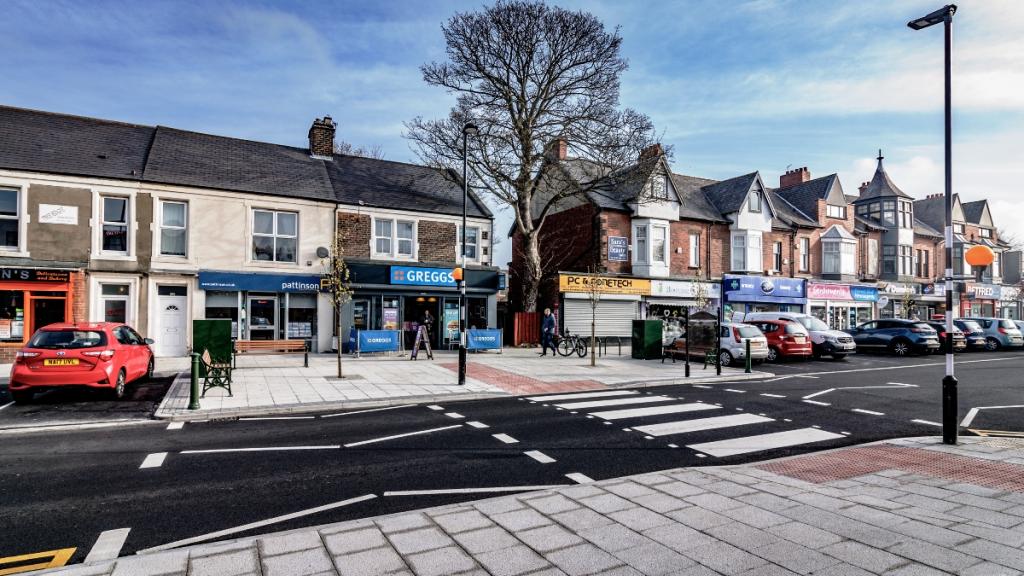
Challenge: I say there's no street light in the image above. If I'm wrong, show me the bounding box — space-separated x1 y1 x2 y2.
459 121 478 386
908 4 957 444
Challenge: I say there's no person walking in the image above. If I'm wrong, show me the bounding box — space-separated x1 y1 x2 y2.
540 307 557 357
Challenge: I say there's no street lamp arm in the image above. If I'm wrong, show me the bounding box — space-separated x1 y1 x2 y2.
907 4 956 29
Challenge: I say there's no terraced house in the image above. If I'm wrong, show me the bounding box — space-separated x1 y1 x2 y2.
0 105 497 360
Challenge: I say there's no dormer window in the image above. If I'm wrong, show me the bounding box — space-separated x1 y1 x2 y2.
980 228 992 238
826 205 846 219
651 174 669 200
749 191 762 213
953 223 965 234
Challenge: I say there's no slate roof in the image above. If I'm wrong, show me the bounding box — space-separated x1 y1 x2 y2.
776 174 832 219
769 191 818 228
961 200 987 225
856 156 912 201
670 173 726 222
0 104 491 218
700 172 759 215
855 215 886 233
913 195 947 232
914 218 943 238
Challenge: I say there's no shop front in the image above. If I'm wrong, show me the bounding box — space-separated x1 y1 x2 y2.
919 283 950 321
1000 286 1021 319
198 270 327 351
877 282 915 319
806 282 878 330
722 275 806 319
0 267 82 359
645 279 722 342
558 273 647 338
344 262 499 351
960 283 1000 317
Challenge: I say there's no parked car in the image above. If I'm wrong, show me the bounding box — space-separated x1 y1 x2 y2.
962 317 1024 351
717 322 770 367
953 319 988 351
8 323 155 403
747 319 813 362
1016 320 1024 339
741 312 855 360
848 319 940 356
923 321 966 353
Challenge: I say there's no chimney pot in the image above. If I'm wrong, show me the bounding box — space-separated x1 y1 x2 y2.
779 166 810 189
639 143 664 161
308 116 336 158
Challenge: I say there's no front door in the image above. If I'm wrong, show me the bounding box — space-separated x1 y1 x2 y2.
156 294 187 356
248 296 277 340
31 298 66 334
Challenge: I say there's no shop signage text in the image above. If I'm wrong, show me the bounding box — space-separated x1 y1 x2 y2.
0 268 71 283
198 271 324 293
807 283 878 302
38 204 78 225
607 237 628 262
650 279 721 299
559 274 651 295
723 275 805 304
390 266 456 287
967 283 1001 300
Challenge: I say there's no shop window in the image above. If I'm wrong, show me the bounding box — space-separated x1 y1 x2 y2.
0 290 25 341
0 189 20 250
287 293 316 339
689 233 700 267
205 291 239 338
102 197 129 254
101 283 130 323
160 201 188 257
253 210 297 263
468 297 488 329
459 226 479 260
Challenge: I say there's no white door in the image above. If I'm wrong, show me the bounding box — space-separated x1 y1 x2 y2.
156 295 187 356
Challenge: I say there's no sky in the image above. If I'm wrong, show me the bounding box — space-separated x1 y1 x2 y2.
3 0 1023 267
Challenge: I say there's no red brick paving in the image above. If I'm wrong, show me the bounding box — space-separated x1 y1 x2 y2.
759 444 1024 492
440 362 606 396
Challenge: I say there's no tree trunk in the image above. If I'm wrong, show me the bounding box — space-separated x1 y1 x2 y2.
521 230 542 312
336 304 343 379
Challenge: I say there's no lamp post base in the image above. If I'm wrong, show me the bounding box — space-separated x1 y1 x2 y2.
942 374 958 445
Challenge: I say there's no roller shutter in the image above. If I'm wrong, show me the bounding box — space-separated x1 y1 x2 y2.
562 298 638 338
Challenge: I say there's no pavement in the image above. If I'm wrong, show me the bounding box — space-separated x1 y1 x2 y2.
153 348 762 421
39 435 1024 576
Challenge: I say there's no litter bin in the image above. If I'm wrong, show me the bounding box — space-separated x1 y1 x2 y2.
632 319 663 360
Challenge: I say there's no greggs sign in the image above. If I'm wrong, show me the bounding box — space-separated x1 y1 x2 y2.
559 274 651 295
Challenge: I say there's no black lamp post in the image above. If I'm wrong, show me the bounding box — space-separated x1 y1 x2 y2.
459 122 478 386
908 4 957 444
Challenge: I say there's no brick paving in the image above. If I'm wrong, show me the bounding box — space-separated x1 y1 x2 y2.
440 362 605 395
47 436 1024 576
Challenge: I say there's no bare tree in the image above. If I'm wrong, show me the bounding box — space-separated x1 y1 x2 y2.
335 140 386 160
998 228 1023 251
321 235 354 378
585 266 601 367
406 0 660 311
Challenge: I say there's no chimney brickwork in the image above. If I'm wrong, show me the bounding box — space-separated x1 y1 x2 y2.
309 116 336 158
779 166 810 189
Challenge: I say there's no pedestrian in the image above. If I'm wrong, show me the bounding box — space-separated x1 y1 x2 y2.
540 307 557 357
422 309 435 339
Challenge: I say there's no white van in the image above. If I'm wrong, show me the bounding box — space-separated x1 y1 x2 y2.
740 312 856 359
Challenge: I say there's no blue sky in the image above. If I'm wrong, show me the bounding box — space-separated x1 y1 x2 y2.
3 0 1023 265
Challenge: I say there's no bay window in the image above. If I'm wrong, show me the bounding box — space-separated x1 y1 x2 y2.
635 227 647 264
652 226 667 264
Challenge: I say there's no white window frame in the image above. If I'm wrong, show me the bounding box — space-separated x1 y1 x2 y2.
826 205 846 219
252 209 299 264
158 200 188 258
773 241 783 271
979 228 992 238
651 225 668 265
634 226 648 265
749 191 762 213
800 237 810 272
371 217 419 260
953 222 965 234
100 195 131 256
458 225 480 263
732 233 746 271
0 184 27 255
689 233 700 268
821 239 855 275
89 274 139 326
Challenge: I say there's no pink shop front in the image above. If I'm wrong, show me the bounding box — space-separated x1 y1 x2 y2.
806 282 879 331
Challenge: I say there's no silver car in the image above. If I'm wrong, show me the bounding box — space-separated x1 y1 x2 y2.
718 322 769 367
741 312 856 360
963 317 1024 350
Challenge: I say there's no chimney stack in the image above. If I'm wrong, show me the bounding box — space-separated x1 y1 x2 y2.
639 143 663 161
308 116 336 158
544 138 568 162
859 181 869 194
779 166 810 189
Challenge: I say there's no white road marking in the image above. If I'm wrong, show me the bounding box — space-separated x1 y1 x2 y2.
0 401 14 411
644 436 654 440
804 383 918 400
692 385 711 389
322 405 412 417
794 375 820 379
760 393 786 398
445 412 464 419
912 419 943 427
724 389 746 394
590 403 719 420
622 428 632 432
492 433 518 444
166 422 184 430
525 450 556 463
688 428 845 457
182 446 340 454
803 400 830 406
239 416 315 421
852 409 885 416
345 425 462 447
138 494 377 554
634 414 774 437
427 405 444 411
385 486 565 496
555 396 674 410
565 473 594 484
85 528 131 562
765 356 1019 382
961 405 1024 428
139 453 167 469
696 453 706 458
467 421 489 429
667 443 678 448
525 390 637 402
803 389 836 400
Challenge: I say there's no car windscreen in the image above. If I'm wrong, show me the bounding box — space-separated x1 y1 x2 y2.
736 326 762 338
796 316 831 332
1000 319 1019 330
912 323 936 332
784 323 808 335
28 330 107 349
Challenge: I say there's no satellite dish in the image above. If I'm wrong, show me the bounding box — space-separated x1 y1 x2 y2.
316 246 330 258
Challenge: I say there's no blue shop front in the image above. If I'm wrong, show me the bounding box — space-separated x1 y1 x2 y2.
722 274 807 318
198 270 329 351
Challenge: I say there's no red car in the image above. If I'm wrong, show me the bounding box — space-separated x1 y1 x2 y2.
9 323 155 403
749 319 813 362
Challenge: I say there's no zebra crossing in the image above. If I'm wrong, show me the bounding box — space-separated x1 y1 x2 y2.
524 389 844 458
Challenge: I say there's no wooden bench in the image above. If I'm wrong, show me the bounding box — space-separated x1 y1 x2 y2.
233 339 310 368
200 349 233 397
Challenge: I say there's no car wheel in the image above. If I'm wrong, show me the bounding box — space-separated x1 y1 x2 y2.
146 356 155 380
985 338 1000 351
719 350 734 367
890 339 911 357
766 347 779 362
10 390 33 404
111 369 127 400
832 354 847 361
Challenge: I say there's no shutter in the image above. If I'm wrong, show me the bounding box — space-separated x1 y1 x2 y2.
562 299 638 338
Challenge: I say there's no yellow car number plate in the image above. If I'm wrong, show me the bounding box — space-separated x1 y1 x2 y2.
43 358 79 366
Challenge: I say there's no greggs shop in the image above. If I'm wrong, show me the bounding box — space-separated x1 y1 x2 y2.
0 267 83 359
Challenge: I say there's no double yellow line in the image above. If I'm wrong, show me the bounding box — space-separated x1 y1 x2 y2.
0 548 75 575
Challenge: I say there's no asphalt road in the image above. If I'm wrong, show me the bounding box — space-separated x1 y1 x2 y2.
1 349 1021 568
0 376 174 430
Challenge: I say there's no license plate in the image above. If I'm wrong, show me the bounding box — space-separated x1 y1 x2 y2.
794 337 805 343
44 358 79 366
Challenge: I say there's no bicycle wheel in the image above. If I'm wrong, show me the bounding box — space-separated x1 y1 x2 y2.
575 339 587 358
557 336 574 357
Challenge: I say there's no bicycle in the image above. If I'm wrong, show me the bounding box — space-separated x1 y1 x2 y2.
556 328 588 358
